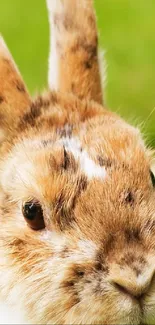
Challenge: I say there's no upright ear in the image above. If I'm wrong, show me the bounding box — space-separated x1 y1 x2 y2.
0 37 31 142
47 0 103 105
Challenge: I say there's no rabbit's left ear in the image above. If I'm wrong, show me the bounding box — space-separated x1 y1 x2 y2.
0 37 31 141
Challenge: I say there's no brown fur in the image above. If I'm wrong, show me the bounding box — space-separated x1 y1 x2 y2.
47 0 103 104
0 1 155 324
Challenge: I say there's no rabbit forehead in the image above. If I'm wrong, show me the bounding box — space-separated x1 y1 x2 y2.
0 121 150 204
0 134 105 191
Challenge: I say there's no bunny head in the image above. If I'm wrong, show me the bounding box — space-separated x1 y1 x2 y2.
0 1 155 324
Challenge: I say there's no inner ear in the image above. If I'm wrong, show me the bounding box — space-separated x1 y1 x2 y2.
0 36 31 141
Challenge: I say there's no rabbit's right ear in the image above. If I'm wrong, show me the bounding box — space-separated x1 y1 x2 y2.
0 37 31 142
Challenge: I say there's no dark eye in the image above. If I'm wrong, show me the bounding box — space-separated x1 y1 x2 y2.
150 170 155 187
22 200 45 230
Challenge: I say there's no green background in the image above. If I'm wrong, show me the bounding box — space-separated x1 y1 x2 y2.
0 0 155 146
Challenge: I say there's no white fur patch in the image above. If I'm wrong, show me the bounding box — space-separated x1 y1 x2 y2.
40 230 97 263
40 230 66 252
61 137 106 180
47 0 63 90
0 302 27 324
77 239 97 259
46 0 63 13
48 28 59 91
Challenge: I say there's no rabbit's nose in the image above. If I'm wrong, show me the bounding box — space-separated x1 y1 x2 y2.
110 264 154 299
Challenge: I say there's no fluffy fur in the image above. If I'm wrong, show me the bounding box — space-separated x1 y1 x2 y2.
0 0 155 324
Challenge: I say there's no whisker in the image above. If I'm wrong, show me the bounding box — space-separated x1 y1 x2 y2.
142 107 155 128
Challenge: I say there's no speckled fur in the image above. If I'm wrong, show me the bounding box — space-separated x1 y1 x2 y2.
0 1 155 324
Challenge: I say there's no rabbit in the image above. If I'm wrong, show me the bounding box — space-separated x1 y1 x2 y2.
0 0 155 324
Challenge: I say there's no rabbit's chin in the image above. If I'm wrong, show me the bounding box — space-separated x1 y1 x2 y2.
0 302 28 325
0 297 150 325
1 286 155 325
0 300 137 325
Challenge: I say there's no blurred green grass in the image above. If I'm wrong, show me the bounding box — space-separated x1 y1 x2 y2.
0 0 155 146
